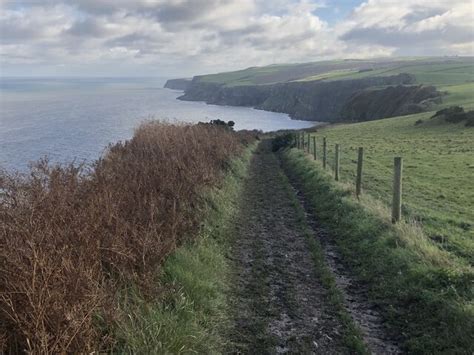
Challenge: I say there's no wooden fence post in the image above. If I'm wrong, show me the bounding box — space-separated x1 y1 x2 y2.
323 137 327 169
335 144 340 181
312 137 316 160
392 157 403 223
301 132 305 150
307 133 311 153
356 147 364 197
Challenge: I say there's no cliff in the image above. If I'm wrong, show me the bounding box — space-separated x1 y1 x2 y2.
339 85 441 122
164 78 192 91
176 73 441 122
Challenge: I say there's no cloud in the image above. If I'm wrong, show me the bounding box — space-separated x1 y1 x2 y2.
339 0 474 55
66 18 110 37
0 0 472 76
0 5 73 44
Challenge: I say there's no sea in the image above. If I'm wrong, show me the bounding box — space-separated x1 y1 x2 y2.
0 77 316 171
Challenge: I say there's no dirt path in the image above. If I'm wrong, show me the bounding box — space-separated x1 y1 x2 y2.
227 141 346 354
292 189 402 355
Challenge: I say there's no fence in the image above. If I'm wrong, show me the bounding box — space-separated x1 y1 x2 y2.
295 132 403 223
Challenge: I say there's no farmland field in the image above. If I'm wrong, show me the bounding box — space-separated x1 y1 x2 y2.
320 60 474 85
194 57 474 87
315 60 474 110
308 113 474 265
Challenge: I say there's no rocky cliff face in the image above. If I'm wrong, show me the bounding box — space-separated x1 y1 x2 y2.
164 78 192 91
178 81 271 106
176 73 442 122
255 74 419 121
339 85 441 122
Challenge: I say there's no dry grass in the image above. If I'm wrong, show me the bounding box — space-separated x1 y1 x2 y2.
0 121 254 353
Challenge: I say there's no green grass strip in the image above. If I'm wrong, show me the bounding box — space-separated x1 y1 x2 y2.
280 147 474 354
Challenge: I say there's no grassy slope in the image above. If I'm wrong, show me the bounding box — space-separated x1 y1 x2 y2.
195 59 433 86
112 148 253 353
196 65 285 86
281 147 474 353
194 58 474 117
323 60 474 85
194 57 473 85
295 68 359 82
319 60 474 110
308 114 474 265
195 60 346 86
441 82 474 110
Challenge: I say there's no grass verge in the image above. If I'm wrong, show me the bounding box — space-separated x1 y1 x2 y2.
280 147 474 353
111 146 254 353
307 114 474 265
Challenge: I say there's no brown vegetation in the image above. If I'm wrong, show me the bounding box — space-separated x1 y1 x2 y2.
0 121 253 353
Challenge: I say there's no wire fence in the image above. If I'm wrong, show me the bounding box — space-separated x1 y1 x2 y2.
296 131 403 223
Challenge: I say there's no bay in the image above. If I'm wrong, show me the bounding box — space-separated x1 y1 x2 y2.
0 77 316 171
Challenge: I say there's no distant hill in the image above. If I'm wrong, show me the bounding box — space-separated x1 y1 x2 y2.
166 57 474 123
190 57 474 87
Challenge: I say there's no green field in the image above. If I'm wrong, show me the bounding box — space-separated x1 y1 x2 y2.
282 142 474 352
195 57 474 87
195 60 359 86
307 113 474 265
294 68 358 82
319 60 474 85
194 61 348 86
440 82 474 110
314 60 474 110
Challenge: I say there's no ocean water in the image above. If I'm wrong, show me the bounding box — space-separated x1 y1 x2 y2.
0 77 316 171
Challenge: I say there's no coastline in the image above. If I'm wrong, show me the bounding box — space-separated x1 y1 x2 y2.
166 74 441 124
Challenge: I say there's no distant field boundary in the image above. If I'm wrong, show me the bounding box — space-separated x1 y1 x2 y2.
296 132 404 223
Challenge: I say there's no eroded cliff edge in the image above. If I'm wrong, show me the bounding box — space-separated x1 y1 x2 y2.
173 73 441 122
164 78 192 91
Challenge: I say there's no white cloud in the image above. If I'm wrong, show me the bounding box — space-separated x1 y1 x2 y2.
340 0 474 55
0 0 472 76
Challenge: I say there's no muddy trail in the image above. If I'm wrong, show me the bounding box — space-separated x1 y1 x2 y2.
291 188 402 355
227 140 401 354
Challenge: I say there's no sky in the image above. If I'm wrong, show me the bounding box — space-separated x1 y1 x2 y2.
0 0 473 77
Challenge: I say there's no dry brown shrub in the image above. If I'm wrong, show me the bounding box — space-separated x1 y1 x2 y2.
0 121 251 353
